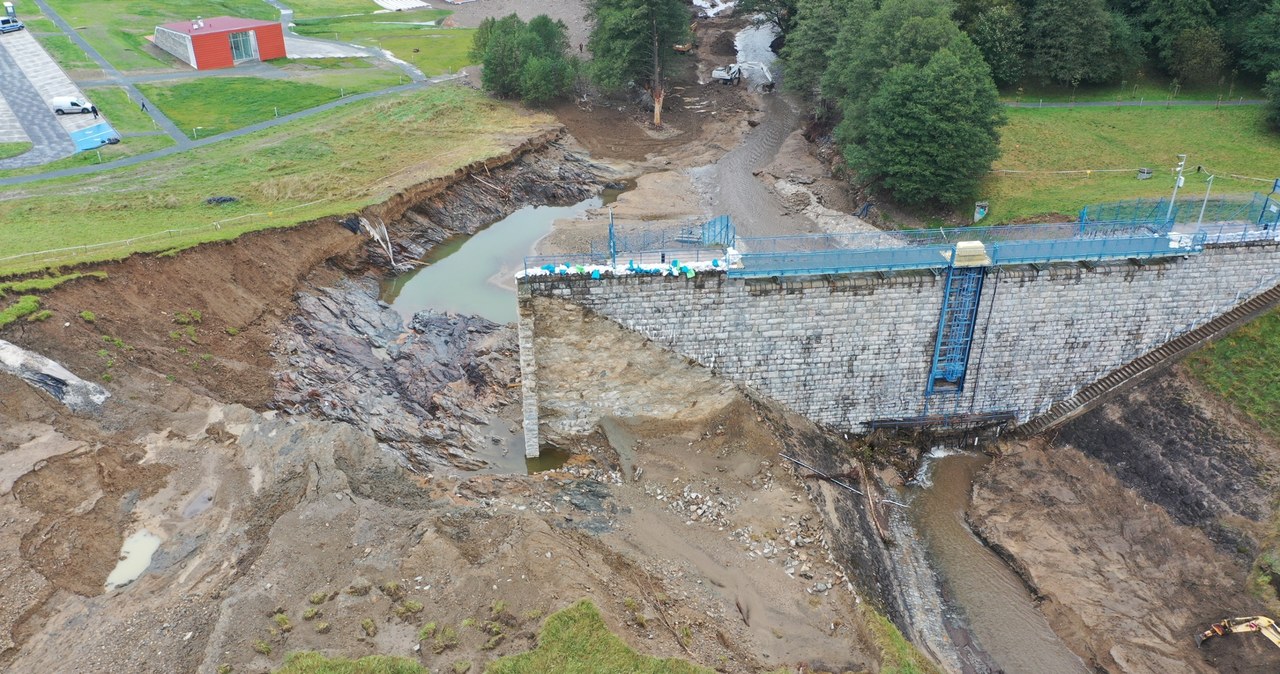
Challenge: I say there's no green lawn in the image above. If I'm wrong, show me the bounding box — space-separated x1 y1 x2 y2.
979 106 1280 223
85 86 155 133
268 56 373 70
0 142 32 160
0 135 175 179
45 0 277 71
1002 72 1267 103
274 653 427 674
20 15 60 32
1186 311 1280 438
486 601 710 674
292 10 474 75
285 0 383 19
138 76 397 138
0 85 556 276
37 34 100 74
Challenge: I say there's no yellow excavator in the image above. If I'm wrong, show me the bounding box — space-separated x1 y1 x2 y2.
1196 616 1280 649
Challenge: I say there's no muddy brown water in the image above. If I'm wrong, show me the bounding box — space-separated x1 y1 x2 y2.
912 452 1088 674
379 194 611 323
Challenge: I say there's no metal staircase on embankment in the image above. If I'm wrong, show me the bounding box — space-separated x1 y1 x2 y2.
1013 279 1280 438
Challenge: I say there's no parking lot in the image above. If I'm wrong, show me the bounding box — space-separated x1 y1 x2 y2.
0 27 116 167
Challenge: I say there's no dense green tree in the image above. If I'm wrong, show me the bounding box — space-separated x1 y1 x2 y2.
1170 26 1227 83
842 39 1005 205
474 14 576 104
821 0 962 117
781 0 864 107
1027 0 1117 84
736 0 800 35
969 5 1024 85
521 55 577 105
1140 0 1217 74
1265 70 1280 131
1236 1 1280 76
527 15 571 58
470 16 497 62
954 0 1013 28
480 15 531 99
587 0 690 125
1106 11 1145 79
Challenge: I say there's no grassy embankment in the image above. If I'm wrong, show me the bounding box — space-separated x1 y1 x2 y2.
291 9 473 76
36 33 102 76
138 75 404 138
979 105 1280 223
0 85 555 277
0 143 33 160
43 0 276 71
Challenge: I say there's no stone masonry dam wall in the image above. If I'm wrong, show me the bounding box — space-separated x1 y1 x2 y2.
518 241 1280 452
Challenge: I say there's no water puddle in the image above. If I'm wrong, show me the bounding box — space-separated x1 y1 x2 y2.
104 529 162 591
468 416 571 474
379 197 602 324
181 488 214 519
911 453 1087 674
601 179 636 206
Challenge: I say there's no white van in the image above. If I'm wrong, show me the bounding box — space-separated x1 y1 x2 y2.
0 17 23 34
50 96 91 115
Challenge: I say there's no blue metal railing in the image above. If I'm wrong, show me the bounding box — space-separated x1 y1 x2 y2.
727 233 1204 278
520 192 1273 280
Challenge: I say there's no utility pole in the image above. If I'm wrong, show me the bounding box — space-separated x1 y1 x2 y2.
1167 154 1187 222
1196 174 1215 227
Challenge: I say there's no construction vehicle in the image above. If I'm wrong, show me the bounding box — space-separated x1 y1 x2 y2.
1195 616 1280 649
710 62 773 87
673 23 698 53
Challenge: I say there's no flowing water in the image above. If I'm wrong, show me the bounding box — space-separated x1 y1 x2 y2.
690 20 809 240
379 195 608 324
911 452 1088 674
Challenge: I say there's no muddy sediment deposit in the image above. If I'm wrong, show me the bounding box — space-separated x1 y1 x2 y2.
1055 371 1279 554
961 369 1280 674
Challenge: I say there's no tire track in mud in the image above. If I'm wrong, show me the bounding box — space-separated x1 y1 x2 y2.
691 93 812 240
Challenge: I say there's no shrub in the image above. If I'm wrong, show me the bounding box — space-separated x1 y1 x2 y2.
79 310 96 322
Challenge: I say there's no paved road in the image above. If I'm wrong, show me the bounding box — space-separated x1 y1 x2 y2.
0 74 462 187
0 34 76 167
264 0 425 81
29 0 190 150
75 61 290 87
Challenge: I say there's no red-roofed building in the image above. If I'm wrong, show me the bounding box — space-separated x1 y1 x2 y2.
153 16 285 70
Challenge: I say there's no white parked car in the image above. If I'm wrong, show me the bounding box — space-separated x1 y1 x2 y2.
0 17 24 34
50 96 92 115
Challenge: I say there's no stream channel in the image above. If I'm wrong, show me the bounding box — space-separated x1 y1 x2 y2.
912 451 1088 673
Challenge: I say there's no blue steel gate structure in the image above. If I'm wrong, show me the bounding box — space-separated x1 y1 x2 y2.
926 266 986 396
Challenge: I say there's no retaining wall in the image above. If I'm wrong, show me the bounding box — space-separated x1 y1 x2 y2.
519 241 1280 453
